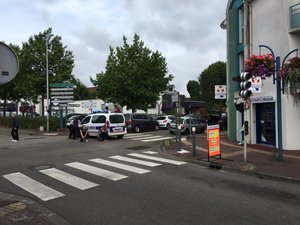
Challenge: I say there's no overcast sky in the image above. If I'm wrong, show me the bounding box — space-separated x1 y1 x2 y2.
1 0 227 96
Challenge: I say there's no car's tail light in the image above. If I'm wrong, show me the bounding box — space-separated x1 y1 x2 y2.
163 120 167 123
126 120 132 125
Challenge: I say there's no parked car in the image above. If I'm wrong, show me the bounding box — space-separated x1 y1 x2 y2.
169 116 206 134
66 114 88 128
156 115 175 129
80 112 127 138
124 113 159 133
217 113 227 130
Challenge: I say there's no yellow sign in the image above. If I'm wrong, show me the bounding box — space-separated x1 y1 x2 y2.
207 125 221 158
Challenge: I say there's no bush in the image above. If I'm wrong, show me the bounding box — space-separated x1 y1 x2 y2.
0 116 61 131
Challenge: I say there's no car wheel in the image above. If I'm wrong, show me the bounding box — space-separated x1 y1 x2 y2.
166 123 170 129
134 125 140 133
169 131 174 134
117 135 124 139
154 125 159 131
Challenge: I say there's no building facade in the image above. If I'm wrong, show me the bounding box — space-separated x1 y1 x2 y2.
225 0 300 150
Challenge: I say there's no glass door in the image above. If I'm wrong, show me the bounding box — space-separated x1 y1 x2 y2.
256 103 276 145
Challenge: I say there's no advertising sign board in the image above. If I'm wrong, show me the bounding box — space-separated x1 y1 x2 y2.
207 124 221 160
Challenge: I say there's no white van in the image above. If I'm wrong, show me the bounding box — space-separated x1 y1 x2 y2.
79 112 127 138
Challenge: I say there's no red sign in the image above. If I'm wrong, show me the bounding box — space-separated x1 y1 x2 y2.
207 125 221 158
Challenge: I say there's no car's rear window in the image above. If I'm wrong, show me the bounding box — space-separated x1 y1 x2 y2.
110 115 124 123
157 116 166 120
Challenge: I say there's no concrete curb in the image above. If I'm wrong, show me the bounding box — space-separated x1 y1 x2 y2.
161 140 300 185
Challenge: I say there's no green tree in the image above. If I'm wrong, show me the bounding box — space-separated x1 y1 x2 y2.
91 34 173 112
19 28 75 115
198 61 226 111
187 80 201 100
73 79 90 100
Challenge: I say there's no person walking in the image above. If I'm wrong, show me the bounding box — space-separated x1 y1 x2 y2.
11 113 19 142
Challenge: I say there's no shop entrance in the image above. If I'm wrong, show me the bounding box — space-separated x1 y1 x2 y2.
256 103 276 145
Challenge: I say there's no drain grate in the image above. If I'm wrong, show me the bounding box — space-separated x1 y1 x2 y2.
127 145 150 151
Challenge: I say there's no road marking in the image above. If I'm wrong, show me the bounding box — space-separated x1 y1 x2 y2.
89 158 151 174
128 153 187 165
65 162 128 181
132 135 162 140
124 134 152 139
110 155 162 167
3 172 65 201
40 168 99 190
141 137 174 142
143 151 158 154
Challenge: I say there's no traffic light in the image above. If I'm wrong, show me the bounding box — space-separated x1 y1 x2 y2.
244 121 249 135
239 72 252 98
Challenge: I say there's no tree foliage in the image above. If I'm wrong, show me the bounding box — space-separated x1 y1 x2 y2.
187 80 201 100
0 28 75 115
20 28 75 104
73 79 93 100
91 34 173 112
198 61 226 110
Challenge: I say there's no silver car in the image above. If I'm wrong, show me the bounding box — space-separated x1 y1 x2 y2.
169 116 206 134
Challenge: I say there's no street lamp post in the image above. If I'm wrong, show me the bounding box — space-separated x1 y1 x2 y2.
259 45 298 161
46 35 49 132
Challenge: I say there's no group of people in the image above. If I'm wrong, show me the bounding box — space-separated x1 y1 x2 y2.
67 120 109 143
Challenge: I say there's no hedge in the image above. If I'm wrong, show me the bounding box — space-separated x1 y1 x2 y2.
0 116 61 131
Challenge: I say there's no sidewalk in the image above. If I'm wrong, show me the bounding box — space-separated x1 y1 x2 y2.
164 132 300 184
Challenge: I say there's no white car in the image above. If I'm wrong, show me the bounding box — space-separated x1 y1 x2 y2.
156 115 175 129
80 112 127 138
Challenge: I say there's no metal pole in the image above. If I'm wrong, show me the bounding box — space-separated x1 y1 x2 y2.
189 104 192 138
192 127 196 156
243 100 247 163
276 56 283 161
178 125 182 151
46 35 49 132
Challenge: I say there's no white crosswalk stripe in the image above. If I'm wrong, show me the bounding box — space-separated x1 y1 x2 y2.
143 151 158 155
65 162 128 181
110 155 162 167
2 154 186 201
128 153 187 165
124 133 174 142
141 136 174 142
89 158 151 174
3 172 65 201
40 168 99 190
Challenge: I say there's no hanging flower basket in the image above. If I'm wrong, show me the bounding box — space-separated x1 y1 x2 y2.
244 54 275 79
280 56 300 94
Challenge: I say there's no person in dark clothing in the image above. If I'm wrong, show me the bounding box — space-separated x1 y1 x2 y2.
11 113 19 142
80 125 89 142
72 118 79 139
97 121 109 142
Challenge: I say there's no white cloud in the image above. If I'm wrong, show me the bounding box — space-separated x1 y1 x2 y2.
1 0 227 96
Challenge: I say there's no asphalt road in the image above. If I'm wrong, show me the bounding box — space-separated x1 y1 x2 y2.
0 129 299 225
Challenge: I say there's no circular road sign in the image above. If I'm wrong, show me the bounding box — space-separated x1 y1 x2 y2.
0 42 19 85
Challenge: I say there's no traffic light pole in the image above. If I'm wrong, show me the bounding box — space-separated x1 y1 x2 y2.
243 101 247 163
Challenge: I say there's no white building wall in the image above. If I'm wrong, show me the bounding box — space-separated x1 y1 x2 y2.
250 0 300 150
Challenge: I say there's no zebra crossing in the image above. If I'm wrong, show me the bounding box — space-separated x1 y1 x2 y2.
2 152 186 202
124 133 174 142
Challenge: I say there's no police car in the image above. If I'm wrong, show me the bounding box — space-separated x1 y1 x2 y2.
79 112 127 138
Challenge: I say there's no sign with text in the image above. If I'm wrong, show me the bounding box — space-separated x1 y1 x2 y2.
50 83 74 104
207 125 221 159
